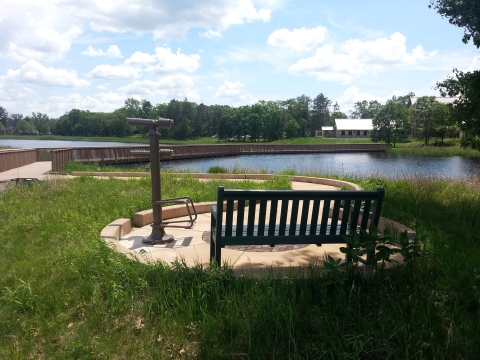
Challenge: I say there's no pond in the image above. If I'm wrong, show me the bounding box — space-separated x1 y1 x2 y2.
0 139 146 148
162 152 480 179
2 139 479 179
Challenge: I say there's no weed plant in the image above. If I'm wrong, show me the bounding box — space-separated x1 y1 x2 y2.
207 166 228 174
0 174 479 358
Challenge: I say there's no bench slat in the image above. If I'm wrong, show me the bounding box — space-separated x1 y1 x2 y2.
310 199 321 236
268 200 278 236
247 200 256 236
279 200 289 236
236 199 245 236
319 199 330 235
300 200 310 235
258 200 267 236
340 200 352 234
350 199 362 231
361 200 372 230
289 200 300 236
225 199 234 236
330 200 341 235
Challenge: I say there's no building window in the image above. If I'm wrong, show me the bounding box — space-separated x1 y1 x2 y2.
364 130 368 136
348 130 352 136
356 130 360 135
341 130 345 135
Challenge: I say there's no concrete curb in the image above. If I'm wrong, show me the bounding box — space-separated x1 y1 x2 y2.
71 171 362 191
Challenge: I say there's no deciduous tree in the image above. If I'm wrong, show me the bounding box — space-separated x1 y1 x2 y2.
429 0 480 47
371 100 409 147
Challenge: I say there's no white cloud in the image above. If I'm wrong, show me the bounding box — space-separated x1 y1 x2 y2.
289 32 437 83
96 84 110 90
89 65 139 80
118 75 200 101
468 56 480 71
0 0 82 62
199 30 222 39
267 26 328 51
3 60 90 87
63 0 271 39
124 51 157 67
220 0 271 29
213 80 257 105
89 47 199 81
82 45 123 58
0 0 273 64
146 47 200 74
335 86 391 113
123 47 200 74
47 92 125 115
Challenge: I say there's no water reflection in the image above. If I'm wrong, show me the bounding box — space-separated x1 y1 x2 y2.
162 152 480 179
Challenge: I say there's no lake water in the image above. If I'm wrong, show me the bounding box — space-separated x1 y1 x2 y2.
0 139 145 148
2 139 479 179
162 152 480 179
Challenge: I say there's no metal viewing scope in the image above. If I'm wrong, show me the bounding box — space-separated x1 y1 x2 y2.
126 118 174 129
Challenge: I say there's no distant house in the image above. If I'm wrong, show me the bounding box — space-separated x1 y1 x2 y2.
316 119 373 138
407 96 458 108
317 126 335 138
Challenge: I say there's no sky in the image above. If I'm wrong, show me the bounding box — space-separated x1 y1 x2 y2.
1 0 479 118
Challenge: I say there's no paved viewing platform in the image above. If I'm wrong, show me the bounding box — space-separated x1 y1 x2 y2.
102 179 414 275
0 161 52 182
110 182 345 273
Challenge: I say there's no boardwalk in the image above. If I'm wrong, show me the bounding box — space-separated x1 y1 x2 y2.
0 161 52 182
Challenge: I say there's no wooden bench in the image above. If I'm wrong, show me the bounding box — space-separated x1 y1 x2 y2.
210 186 385 264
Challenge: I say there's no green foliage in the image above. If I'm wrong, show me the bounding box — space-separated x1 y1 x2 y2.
0 122 5 135
411 96 442 145
207 166 228 173
460 132 480 149
429 0 480 47
371 100 409 147
350 100 382 119
284 119 300 139
15 119 37 134
436 69 480 142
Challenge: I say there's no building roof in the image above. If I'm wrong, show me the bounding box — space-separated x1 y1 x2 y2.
321 126 334 131
408 96 458 108
335 119 373 131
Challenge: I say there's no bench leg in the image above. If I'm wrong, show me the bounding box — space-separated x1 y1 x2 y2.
209 232 215 263
215 241 222 264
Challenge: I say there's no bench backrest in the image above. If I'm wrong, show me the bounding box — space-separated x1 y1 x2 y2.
215 186 384 240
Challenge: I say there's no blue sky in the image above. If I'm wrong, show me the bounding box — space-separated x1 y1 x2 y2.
0 0 478 118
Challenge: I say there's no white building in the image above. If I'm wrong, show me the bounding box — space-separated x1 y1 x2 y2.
316 119 373 138
407 96 458 108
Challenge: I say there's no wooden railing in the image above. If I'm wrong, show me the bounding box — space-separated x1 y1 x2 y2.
51 143 390 173
0 148 38 173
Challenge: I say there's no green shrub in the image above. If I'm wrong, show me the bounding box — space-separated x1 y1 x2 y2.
207 165 228 173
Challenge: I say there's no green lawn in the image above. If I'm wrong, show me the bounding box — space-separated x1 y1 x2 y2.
0 173 479 358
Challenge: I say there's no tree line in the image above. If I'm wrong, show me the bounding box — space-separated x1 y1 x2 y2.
0 91 474 148
0 94 347 140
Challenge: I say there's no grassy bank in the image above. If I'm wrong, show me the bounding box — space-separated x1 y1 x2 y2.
390 139 480 157
0 173 479 358
0 134 372 145
3 134 480 157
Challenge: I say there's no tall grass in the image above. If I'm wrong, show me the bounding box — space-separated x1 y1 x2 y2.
0 174 479 358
